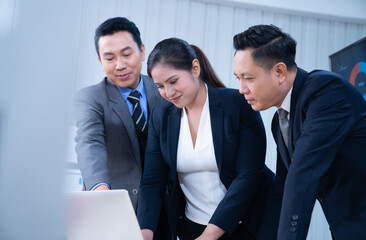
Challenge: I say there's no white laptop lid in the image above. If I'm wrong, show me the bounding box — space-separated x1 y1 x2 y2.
63 189 143 240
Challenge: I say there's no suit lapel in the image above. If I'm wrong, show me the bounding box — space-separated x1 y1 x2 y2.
105 78 142 170
167 106 181 177
207 86 224 172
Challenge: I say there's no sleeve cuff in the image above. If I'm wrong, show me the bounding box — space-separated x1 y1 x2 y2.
90 182 110 191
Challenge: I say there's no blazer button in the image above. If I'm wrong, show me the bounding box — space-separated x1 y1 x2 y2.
291 221 297 226
318 195 324 202
290 227 297 232
291 215 299 220
132 189 138 195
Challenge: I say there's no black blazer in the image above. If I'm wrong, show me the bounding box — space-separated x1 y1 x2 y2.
258 68 366 240
138 86 274 239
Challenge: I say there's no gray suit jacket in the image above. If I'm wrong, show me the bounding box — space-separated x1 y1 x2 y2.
74 75 165 209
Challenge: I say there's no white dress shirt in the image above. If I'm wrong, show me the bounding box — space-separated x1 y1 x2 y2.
278 86 293 119
176 89 227 225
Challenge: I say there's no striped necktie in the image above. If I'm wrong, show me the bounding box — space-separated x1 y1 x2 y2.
127 91 147 135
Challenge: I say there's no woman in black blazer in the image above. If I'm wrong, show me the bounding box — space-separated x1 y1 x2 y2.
137 38 274 240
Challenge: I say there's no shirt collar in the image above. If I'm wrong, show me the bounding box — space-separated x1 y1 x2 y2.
278 86 293 114
115 74 145 101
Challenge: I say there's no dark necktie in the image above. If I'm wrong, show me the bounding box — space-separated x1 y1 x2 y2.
278 108 289 148
127 91 147 135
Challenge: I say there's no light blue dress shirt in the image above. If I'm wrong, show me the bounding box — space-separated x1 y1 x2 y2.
116 74 148 121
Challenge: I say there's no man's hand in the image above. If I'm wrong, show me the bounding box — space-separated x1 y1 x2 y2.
93 184 110 191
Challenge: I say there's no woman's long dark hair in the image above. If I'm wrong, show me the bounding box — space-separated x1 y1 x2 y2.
147 38 225 88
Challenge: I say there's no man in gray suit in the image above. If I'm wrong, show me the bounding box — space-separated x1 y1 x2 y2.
74 17 165 210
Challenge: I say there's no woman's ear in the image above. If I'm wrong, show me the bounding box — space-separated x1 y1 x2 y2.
192 59 201 78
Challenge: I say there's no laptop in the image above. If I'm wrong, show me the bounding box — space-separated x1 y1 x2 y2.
63 189 143 240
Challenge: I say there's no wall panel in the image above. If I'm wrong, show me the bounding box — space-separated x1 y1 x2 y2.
174 0 191 39
73 0 103 91
302 18 319 71
317 20 332 70
186 1 206 48
130 0 148 37
345 22 360 45
214 5 234 84
202 3 219 64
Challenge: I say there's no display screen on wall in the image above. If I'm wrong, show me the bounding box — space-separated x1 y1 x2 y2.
330 37 366 101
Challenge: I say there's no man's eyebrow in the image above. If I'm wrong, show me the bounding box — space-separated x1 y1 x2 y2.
241 72 252 77
120 46 133 52
102 52 113 57
102 46 133 57
234 72 247 77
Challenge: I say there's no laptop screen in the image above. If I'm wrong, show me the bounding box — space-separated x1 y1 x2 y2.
63 190 143 240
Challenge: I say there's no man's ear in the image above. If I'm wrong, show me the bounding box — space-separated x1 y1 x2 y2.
140 44 146 61
273 62 287 84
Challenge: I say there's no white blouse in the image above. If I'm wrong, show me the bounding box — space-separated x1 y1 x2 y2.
176 89 227 225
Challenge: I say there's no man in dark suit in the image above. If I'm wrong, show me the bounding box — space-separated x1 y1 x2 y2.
74 17 165 215
233 24 366 240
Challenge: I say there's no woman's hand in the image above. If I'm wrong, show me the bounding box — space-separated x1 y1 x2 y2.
195 223 225 240
141 229 154 240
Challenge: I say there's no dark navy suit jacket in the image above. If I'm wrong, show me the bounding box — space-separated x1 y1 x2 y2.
137 86 274 239
258 68 366 240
